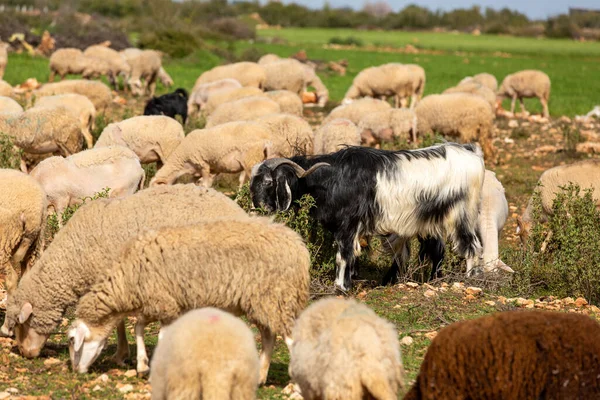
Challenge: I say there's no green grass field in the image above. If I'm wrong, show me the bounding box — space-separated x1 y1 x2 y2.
1 28 600 399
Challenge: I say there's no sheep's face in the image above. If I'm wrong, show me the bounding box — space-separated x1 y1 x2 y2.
128 79 143 96
2 302 50 358
68 320 107 373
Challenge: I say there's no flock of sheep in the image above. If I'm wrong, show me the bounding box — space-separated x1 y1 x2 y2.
1 43 600 400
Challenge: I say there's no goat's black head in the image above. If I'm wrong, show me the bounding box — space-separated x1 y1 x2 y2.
249 159 329 213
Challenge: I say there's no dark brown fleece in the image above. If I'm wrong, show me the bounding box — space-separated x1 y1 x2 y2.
404 310 600 400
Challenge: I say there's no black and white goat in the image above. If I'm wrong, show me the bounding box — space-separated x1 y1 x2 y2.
250 143 485 291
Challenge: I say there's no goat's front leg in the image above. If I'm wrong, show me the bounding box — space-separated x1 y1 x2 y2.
334 233 356 291
135 318 150 376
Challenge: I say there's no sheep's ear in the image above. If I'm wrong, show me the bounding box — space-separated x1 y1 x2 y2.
73 322 89 352
275 176 292 212
263 142 274 160
18 303 33 324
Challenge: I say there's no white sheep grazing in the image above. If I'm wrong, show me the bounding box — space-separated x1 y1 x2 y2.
0 80 12 97
0 169 47 295
460 73 498 92
127 50 162 96
150 308 260 400
69 217 310 383
48 48 113 84
475 170 512 273
203 86 264 115
83 45 131 90
35 94 97 149
262 59 306 95
323 97 392 126
0 96 23 114
187 78 242 115
95 115 185 167
443 82 496 111
0 42 8 80
205 96 281 128
265 90 303 116
193 62 266 91
30 146 144 221
33 80 112 111
289 297 405 400
358 108 417 145
497 70 551 118
150 121 272 188
257 53 281 65
254 113 314 156
313 118 361 154
343 63 425 108
517 159 600 245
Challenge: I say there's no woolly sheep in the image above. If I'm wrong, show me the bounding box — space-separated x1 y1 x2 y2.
460 72 498 92
2 185 247 358
475 170 512 273
0 79 12 97
193 62 266 91
150 121 272 188
313 118 361 154
48 48 113 83
83 45 131 90
0 42 7 80
33 80 112 111
203 86 264 115
257 53 281 65
150 308 260 400
121 48 171 88
205 96 281 128
0 169 46 296
403 310 600 399
516 159 600 245
443 81 496 110
323 97 392 126
254 113 314 156
0 96 23 113
263 59 306 95
69 217 309 382
358 108 417 145
187 78 242 115
497 70 551 118
95 115 185 167
265 90 303 116
343 63 425 108
35 94 96 148
29 146 144 221
289 297 405 400
0 107 84 171
127 50 162 96
415 93 496 162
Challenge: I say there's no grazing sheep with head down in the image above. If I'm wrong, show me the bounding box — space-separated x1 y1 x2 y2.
205 96 281 128
127 50 162 97
0 169 46 297
358 108 417 145
344 63 425 108
150 308 260 400
83 45 131 90
460 72 498 91
415 93 497 163
497 69 550 118
187 78 242 115
29 146 145 222
203 86 265 115
33 80 112 111
150 121 272 188
254 113 314 156
516 159 600 245
0 96 23 114
35 94 97 148
94 115 185 167
265 90 303 116
313 118 361 154
404 310 600 400
68 217 310 382
290 297 405 400
443 81 496 110
324 97 392 126
193 62 266 91
1 185 247 358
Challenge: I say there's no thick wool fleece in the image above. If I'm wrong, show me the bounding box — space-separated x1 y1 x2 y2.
204 86 264 115
404 310 600 400
254 113 314 156
33 80 112 111
263 59 306 95
76 217 310 337
150 308 259 400
265 90 303 116
95 115 185 165
193 62 266 91
314 118 361 154
460 73 498 92
205 96 280 128
35 94 96 148
4 185 247 335
0 96 23 113
358 109 416 146
443 82 496 110
323 98 391 125
290 297 404 400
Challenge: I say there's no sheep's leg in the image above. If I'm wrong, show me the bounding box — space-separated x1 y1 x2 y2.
135 318 150 376
19 156 28 173
238 170 247 189
510 95 517 115
518 97 528 116
112 320 130 366
82 129 94 149
199 166 214 188
48 70 56 83
257 325 275 386
394 95 400 108
541 97 549 118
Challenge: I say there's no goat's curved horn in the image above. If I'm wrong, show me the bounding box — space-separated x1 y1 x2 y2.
300 162 330 177
263 158 306 177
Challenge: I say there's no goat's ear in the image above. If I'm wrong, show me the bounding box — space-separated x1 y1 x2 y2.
19 303 33 324
275 175 293 211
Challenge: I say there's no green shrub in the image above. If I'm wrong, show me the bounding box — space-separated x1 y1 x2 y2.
0 133 23 170
92 113 110 144
209 17 256 40
328 36 364 46
139 29 202 58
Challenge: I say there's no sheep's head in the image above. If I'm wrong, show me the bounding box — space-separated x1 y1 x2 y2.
68 320 108 373
128 78 144 96
2 301 50 358
249 158 329 213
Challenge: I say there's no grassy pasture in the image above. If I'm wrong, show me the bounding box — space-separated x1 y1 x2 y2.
1 29 600 399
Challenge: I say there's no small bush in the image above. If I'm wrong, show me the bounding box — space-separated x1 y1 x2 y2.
92 113 110 143
328 36 364 46
238 47 265 62
209 17 256 40
0 134 23 170
139 29 201 58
